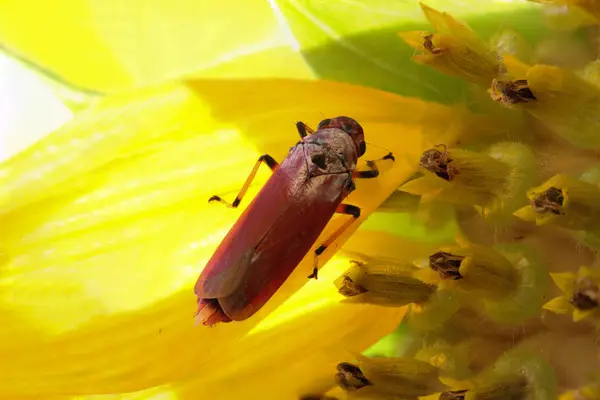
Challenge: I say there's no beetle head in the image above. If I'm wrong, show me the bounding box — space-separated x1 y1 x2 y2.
318 116 366 157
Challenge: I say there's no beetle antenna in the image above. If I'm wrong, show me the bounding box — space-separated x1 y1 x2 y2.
365 141 393 154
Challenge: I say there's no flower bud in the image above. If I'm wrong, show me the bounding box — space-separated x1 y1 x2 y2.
464 350 557 400
402 145 510 207
417 237 547 324
514 174 600 235
492 62 600 149
402 142 535 225
335 354 446 398
544 266 600 322
335 260 436 307
398 3 501 86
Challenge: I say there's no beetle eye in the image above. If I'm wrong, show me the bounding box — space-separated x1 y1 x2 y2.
340 122 351 133
359 142 366 157
318 119 332 130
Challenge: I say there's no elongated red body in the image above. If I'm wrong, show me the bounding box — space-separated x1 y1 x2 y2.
195 117 366 325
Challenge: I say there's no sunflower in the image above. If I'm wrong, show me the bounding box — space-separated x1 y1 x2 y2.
3 1 600 399
544 266 600 322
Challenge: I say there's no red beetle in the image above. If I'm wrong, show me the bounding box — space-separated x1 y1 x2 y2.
194 117 394 325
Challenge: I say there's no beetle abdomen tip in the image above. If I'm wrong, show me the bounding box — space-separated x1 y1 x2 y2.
195 298 232 326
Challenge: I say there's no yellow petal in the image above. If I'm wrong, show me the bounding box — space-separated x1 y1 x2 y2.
400 175 448 200
0 1 311 92
503 55 532 78
513 205 538 223
578 265 595 278
54 262 406 400
398 31 429 51
67 265 395 400
0 53 73 162
549 272 576 294
420 394 443 400
573 307 595 322
559 391 577 400
177 265 407 399
413 266 441 285
543 296 572 314
0 78 439 396
438 376 471 389
581 60 600 88
377 190 421 214
579 385 600 399
454 231 472 249
341 230 439 263
525 64 600 149
420 2 467 36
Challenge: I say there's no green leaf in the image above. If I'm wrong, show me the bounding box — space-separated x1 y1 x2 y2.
363 210 457 243
275 0 546 103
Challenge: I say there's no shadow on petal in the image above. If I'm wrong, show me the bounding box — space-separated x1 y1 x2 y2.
0 78 446 396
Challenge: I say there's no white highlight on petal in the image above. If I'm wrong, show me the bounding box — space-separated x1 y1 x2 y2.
0 53 72 162
266 0 301 51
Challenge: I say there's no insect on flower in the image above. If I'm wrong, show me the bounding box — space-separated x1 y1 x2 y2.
194 116 395 326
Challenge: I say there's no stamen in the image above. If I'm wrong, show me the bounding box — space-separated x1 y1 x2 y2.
439 390 468 400
195 298 232 326
335 362 373 391
570 276 600 310
531 187 564 215
420 145 456 181
429 251 465 280
490 79 537 107
335 260 436 306
423 33 444 55
337 276 367 297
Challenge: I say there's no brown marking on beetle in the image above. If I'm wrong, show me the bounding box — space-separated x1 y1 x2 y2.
531 186 564 215
195 298 232 326
429 251 465 280
420 145 458 181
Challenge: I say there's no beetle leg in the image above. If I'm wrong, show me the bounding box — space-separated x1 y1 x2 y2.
209 154 279 208
296 121 315 138
308 203 361 280
352 152 395 179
